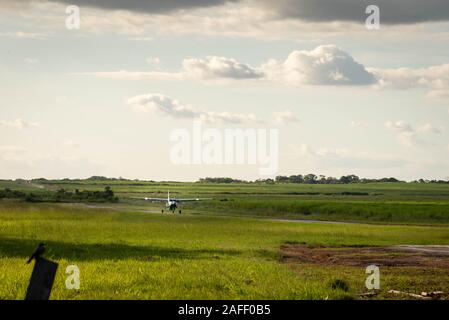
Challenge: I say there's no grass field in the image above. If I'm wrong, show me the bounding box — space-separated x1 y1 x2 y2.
0 180 449 299
3 179 449 224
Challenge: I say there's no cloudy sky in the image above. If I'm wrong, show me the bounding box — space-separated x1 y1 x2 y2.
1 0 448 181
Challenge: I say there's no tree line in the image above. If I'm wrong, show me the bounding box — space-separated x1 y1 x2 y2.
6 175 449 185
198 175 449 184
0 186 118 203
273 174 401 184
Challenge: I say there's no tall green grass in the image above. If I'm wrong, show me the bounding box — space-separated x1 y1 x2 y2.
187 198 449 224
1 202 448 299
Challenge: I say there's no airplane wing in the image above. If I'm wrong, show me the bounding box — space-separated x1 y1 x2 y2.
173 198 213 203
132 197 167 202
132 195 212 202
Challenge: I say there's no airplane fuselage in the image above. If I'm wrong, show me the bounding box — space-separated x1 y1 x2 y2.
166 200 178 211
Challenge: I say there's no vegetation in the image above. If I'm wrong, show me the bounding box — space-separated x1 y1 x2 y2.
198 174 449 184
187 198 449 224
5 174 445 185
2 179 449 224
198 177 247 184
0 202 448 300
0 178 448 299
0 186 118 203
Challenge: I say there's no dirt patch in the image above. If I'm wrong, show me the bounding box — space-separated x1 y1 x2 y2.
280 244 449 268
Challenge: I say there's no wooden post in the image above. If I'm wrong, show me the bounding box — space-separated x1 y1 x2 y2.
25 258 59 300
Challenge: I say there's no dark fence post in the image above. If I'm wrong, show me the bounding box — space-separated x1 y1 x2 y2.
25 258 59 300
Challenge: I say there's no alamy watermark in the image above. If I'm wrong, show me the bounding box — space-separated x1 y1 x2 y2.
65 5 80 30
365 5 380 30
63 4 377 31
365 265 380 290
65 264 80 290
169 120 279 176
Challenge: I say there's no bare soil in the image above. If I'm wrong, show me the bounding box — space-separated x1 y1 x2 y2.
280 244 449 268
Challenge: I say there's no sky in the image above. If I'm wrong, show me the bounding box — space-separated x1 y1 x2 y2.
0 0 448 181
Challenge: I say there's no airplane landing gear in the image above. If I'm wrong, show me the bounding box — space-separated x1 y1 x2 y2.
179 210 182 214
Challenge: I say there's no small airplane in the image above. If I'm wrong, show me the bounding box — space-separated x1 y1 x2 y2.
141 191 211 213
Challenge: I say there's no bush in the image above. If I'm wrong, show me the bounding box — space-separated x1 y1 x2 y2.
0 187 118 203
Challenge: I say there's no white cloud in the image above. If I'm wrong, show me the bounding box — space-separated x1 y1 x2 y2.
2 0 449 44
371 64 449 100
77 44 449 99
127 94 198 118
417 123 444 134
0 118 38 130
81 46 373 86
126 93 259 124
79 55 262 82
385 120 420 146
385 121 443 147
397 132 421 147
273 110 300 124
182 56 262 80
66 3 355 40
262 45 376 86
385 120 414 133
